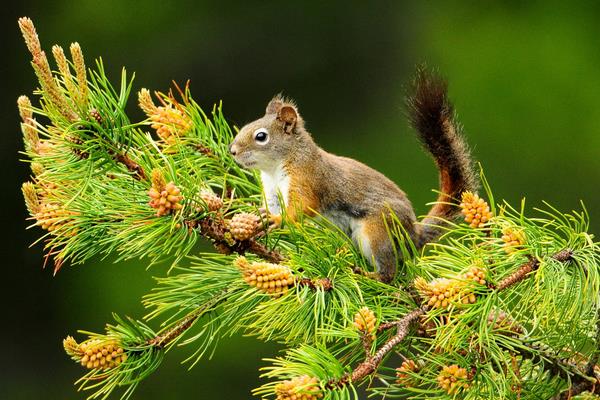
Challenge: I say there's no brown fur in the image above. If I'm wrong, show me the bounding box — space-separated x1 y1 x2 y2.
230 68 475 282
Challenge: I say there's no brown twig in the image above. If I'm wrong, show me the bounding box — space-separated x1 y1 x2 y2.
494 249 573 291
328 308 424 389
113 151 147 180
147 290 229 348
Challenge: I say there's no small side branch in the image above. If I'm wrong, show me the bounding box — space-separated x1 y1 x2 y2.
113 151 147 180
329 308 424 388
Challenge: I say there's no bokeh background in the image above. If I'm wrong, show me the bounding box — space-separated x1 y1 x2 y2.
2 1 600 398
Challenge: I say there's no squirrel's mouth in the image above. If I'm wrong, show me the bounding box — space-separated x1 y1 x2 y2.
233 153 257 168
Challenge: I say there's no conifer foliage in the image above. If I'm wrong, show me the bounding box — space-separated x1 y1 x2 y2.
17 18 600 399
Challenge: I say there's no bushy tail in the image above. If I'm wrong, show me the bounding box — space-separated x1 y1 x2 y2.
407 67 477 248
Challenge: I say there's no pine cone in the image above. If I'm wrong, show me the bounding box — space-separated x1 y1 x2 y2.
462 265 487 286
89 108 102 125
415 277 477 309
148 173 183 217
35 202 79 235
501 227 526 253
63 336 127 371
229 212 260 241
275 375 322 400
437 364 470 395
353 307 377 338
396 359 419 386
234 256 294 296
198 189 223 212
460 191 492 228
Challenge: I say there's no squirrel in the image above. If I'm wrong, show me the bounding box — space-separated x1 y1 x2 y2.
229 68 476 282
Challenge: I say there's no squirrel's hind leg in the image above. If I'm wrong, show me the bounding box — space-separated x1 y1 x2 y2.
352 214 398 283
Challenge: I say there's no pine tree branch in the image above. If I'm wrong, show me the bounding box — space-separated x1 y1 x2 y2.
328 308 425 388
146 290 229 348
334 249 575 390
494 249 573 291
113 151 147 180
187 216 285 263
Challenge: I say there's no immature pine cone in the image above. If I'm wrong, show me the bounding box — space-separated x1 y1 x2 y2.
148 170 183 216
275 375 322 400
234 256 294 296
229 212 261 241
437 364 470 395
415 277 477 309
396 359 419 386
63 336 127 371
501 227 526 253
353 307 377 339
462 265 487 286
138 88 192 145
35 202 79 235
198 189 223 212
460 191 492 228
89 108 103 125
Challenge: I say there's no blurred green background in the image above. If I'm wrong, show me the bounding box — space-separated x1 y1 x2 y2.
3 1 600 399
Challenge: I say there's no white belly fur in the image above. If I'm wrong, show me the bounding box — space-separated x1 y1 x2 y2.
260 165 290 215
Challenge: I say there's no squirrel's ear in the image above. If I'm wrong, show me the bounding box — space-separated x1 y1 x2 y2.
277 105 298 134
266 97 283 115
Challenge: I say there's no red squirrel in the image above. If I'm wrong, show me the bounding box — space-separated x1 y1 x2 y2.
229 69 476 282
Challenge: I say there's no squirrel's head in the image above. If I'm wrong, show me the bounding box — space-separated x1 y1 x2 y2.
230 95 307 171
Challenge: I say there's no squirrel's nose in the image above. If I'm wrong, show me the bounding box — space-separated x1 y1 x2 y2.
229 143 237 156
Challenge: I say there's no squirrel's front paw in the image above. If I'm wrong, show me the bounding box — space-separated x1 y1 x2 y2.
259 208 282 231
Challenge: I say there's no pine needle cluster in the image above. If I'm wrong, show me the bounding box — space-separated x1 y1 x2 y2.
17 18 600 400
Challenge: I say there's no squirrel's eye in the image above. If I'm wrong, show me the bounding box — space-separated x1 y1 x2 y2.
253 128 269 144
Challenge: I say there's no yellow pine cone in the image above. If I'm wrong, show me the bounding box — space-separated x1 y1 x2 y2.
63 336 127 371
275 375 322 400
353 307 377 338
460 191 493 228
437 364 470 395
149 179 183 217
462 265 487 286
501 227 526 253
35 202 79 235
138 88 192 145
234 256 294 296
198 189 223 212
415 276 477 309
229 212 261 241
152 106 192 144
396 359 419 386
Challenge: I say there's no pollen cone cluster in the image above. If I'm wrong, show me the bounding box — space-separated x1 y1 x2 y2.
460 191 492 228
138 89 192 145
501 227 526 253
437 364 470 395
234 256 294 296
275 375 322 400
197 189 223 212
63 336 127 371
353 307 377 339
462 265 487 286
35 202 79 234
229 212 261 241
414 266 487 310
396 359 419 386
148 170 183 216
